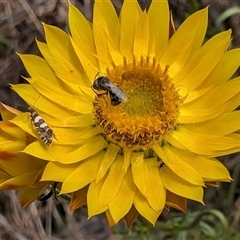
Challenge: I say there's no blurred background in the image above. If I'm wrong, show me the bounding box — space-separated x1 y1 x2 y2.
0 0 240 239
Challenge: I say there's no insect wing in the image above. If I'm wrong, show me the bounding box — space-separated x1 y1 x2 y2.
105 81 128 102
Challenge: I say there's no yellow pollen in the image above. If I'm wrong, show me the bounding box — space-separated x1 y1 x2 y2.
93 56 181 149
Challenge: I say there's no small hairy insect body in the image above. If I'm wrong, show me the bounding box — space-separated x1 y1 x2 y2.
28 107 54 146
92 76 127 105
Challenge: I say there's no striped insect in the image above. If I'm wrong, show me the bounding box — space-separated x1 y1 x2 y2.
92 76 128 105
28 107 55 146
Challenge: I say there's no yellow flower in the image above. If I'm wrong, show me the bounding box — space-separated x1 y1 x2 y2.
1 0 240 226
0 104 49 207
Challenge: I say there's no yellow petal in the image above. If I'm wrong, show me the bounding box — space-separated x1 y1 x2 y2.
98 155 125 208
95 143 120 184
0 133 25 152
168 126 240 155
98 28 123 67
87 180 108 217
174 30 231 90
61 151 105 193
0 103 21 121
201 49 240 88
164 133 187 151
131 153 165 211
179 103 227 123
49 114 94 128
37 38 95 98
206 134 240 157
134 190 160 226
11 84 74 118
41 161 79 182
23 141 74 161
43 23 87 81
182 86 212 104
22 127 93 159
184 77 240 109
120 0 141 59
105 210 116 227
41 24 91 86
95 0 120 48
161 8 208 78
186 111 240 135
51 125 98 144
20 185 47 207
17 53 61 88
186 157 231 181
93 0 120 68
70 37 98 83
0 152 43 177
108 168 136 224
160 167 204 204
164 147 231 181
134 12 149 58
151 143 204 186
69 3 98 78
0 170 11 184
0 171 39 190
148 0 169 59
29 79 92 114
225 91 240 113
123 148 132 174
56 135 108 164
0 121 26 140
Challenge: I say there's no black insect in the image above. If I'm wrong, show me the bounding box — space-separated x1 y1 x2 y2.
159 161 165 168
28 107 55 146
92 76 127 105
157 157 165 169
38 182 58 202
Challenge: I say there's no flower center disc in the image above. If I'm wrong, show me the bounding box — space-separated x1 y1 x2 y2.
93 56 181 149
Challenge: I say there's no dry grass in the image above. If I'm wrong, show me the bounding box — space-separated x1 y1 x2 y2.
0 190 112 240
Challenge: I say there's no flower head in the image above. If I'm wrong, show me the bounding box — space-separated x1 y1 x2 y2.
1 0 240 226
0 104 49 207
